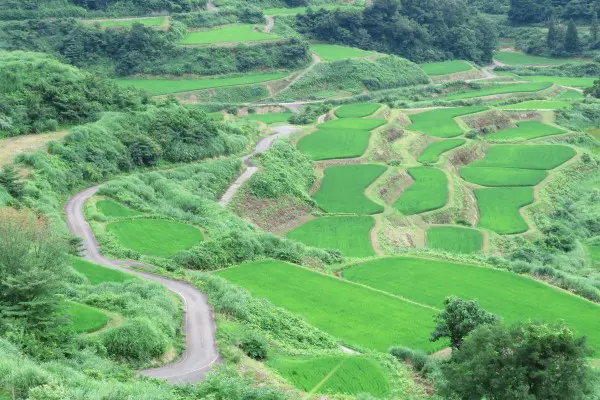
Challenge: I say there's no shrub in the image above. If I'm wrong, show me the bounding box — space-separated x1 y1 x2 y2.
389 346 428 372
101 318 167 364
239 331 268 360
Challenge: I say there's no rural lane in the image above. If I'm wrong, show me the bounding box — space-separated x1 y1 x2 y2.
65 186 220 383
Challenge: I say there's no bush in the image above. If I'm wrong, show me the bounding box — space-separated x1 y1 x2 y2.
389 346 428 373
239 331 268 360
101 318 167 364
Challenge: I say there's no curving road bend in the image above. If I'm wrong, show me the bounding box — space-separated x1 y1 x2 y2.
65 186 220 383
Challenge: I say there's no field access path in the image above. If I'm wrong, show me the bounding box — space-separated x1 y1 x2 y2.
65 187 220 383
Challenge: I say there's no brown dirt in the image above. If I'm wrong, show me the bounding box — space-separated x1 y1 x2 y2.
379 171 414 204
462 109 514 132
0 130 70 166
448 142 487 169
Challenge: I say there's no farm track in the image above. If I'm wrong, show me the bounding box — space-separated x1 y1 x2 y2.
264 16 275 33
65 187 221 383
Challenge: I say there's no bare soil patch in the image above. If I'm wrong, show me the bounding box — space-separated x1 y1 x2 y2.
379 171 414 204
462 109 514 132
0 130 70 166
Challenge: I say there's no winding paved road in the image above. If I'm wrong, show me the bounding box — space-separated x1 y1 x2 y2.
65 186 220 383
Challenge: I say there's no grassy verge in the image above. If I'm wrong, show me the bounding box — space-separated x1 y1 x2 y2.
66 302 109 333
96 199 143 218
70 257 134 285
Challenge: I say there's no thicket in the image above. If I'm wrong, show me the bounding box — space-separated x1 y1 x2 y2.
509 21 597 57
172 6 264 27
497 62 600 77
508 0 600 24
288 103 331 124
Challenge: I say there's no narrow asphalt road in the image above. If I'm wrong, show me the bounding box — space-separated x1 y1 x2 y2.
65 186 220 383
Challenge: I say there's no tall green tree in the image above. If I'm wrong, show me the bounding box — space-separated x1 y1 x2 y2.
431 296 499 349
547 15 561 55
591 10 599 44
0 166 23 199
565 19 580 53
440 322 593 400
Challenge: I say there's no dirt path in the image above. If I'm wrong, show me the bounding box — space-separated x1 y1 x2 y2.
219 125 300 206
65 187 220 383
277 52 322 98
0 130 70 166
206 0 217 10
264 15 275 33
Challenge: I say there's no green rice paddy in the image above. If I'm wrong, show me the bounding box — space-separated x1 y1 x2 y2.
517 75 595 88
426 226 482 254
309 44 376 61
313 164 386 214
460 167 547 186
70 257 133 285
116 72 288 95
286 216 375 257
269 355 390 397
475 187 534 234
485 121 565 141
66 302 109 333
494 51 580 66
296 128 371 160
334 103 381 118
87 16 166 28
180 24 278 45
408 106 486 138
217 259 439 351
318 118 386 130
241 112 293 124
557 90 584 99
342 257 600 352
469 144 576 170
499 100 570 110
106 219 204 258
417 139 466 163
393 167 448 215
444 82 552 100
420 60 473 76
96 199 142 218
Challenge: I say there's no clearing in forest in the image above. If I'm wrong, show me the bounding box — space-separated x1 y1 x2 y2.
499 100 570 110
417 138 466 164
313 164 387 214
474 187 534 234
342 257 600 353
287 216 375 257
493 51 581 66
408 106 486 138
444 82 552 100
420 60 473 76
70 257 133 285
393 167 448 215
179 24 278 45
268 355 390 397
217 259 439 352
297 128 372 160
106 219 204 258
116 72 288 95
241 112 292 124
96 199 143 218
469 144 576 170
460 167 547 187
334 103 381 118
66 302 109 333
309 44 376 61
426 226 482 254
485 121 565 141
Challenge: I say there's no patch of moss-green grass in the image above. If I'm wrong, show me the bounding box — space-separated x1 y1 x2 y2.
393 167 448 215
408 106 486 138
499 100 570 110
318 118 386 130
180 24 279 45
309 43 376 61
296 128 371 160
241 112 292 124
417 139 466 164
426 226 482 254
70 256 134 285
469 144 576 170
460 167 548 187
475 187 534 234
65 302 109 333
494 51 581 66
485 121 565 141
334 103 381 118
96 199 143 218
420 60 473 76
444 82 552 100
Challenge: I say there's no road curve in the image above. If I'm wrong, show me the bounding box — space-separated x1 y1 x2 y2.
65 186 220 383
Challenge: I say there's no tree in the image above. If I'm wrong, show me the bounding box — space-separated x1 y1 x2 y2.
0 165 24 199
440 322 593 400
584 78 600 97
591 10 599 45
565 19 580 54
547 15 561 56
431 296 499 349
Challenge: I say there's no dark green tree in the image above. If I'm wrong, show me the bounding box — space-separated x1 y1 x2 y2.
565 19 580 54
0 165 24 199
431 296 499 349
591 10 599 44
440 322 593 400
584 78 600 97
547 15 561 56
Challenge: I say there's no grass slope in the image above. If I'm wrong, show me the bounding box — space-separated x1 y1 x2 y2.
470 145 576 170
394 167 448 215
66 302 109 333
475 187 534 234
241 112 292 124
444 82 552 100
318 118 386 130
408 106 486 138
287 216 375 257
297 128 371 160
426 226 482 254
217 260 439 351
96 199 142 218
116 72 287 95
494 51 579 65
313 164 386 214
334 103 381 118
70 257 133 285
310 44 376 61
485 121 565 141
500 100 570 110
517 75 595 88
180 24 278 44
106 219 204 258
420 60 473 76
417 139 466 164
460 167 548 187
343 257 600 353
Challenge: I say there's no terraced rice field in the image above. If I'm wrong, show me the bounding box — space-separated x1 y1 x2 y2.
475 187 534 234
241 112 293 124
469 144 576 170
485 121 565 141
217 259 439 351
393 167 448 215
417 139 466 163
444 82 552 100
408 106 486 138
70 257 133 285
297 128 372 160
106 219 204 257
66 302 109 333
287 216 375 257
96 199 143 218
116 72 288 95
85 16 166 28
309 44 376 61
517 75 596 88
335 103 381 118
342 257 600 353
420 60 473 76
499 100 570 110
426 226 482 254
460 167 547 187
180 24 278 45
494 51 580 65
313 164 386 214
269 355 389 397
319 118 386 130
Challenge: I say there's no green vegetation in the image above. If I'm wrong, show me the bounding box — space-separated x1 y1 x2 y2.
65 301 109 333
486 121 565 141
106 219 204 258
217 259 438 351
88 16 166 28
394 167 448 215
70 257 133 284
180 24 279 45
417 139 466 163
313 164 386 214
318 118 386 130
296 128 372 160
460 167 547 186
517 75 596 88
116 72 288 95
408 106 486 138
557 90 584 99
499 100 570 110
334 103 381 118
475 187 534 234
241 112 293 124
420 60 473 76
96 199 142 218
342 257 600 352
287 216 375 257
444 82 553 100
264 5 361 16
470 145 576 170
426 226 482 254
494 51 579 65
269 355 390 397
309 44 376 61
